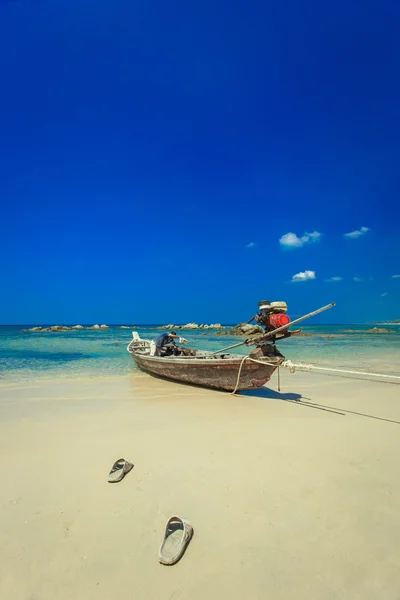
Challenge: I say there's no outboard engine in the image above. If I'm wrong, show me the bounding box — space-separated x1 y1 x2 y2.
255 300 291 333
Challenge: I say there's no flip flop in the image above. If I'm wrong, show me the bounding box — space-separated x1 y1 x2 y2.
108 458 134 483
159 516 193 565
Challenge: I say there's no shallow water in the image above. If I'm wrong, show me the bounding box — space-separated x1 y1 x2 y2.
0 324 399 383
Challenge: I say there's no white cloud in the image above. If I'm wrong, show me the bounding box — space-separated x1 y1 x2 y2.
245 242 255 248
325 276 343 282
353 277 362 282
392 274 400 278
291 270 316 282
343 226 370 239
279 231 322 249
381 292 388 297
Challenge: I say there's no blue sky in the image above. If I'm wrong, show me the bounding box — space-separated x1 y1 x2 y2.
0 0 399 324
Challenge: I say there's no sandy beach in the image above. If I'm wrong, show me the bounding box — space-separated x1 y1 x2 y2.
0 371 399 600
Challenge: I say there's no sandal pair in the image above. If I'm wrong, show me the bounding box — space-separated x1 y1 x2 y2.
107 459 193 565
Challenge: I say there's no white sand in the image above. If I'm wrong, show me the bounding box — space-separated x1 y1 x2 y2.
0 371 399 599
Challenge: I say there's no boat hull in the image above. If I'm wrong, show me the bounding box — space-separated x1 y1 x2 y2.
130 353 283 392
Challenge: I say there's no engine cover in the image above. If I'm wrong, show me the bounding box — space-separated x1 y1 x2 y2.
254 299 291 333
267 313 291 330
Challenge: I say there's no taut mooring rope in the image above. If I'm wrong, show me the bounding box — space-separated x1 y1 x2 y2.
231 356 400 394
282 360 400 382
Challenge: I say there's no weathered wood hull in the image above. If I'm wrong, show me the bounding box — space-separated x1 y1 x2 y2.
130 353 284 392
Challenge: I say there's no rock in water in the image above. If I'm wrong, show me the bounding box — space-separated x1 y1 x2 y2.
39 325 72 332
160 322 222 330
100 324 109 329
72 325 84 329
28 325 75 332
229 323 264 336
91 324 100 330
181 322 199 330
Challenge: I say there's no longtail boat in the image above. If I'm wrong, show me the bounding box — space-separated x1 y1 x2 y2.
127 301 335 393
127 338 284 392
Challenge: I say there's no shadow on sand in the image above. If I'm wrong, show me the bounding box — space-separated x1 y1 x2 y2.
241 387 303 401
243 386 400 423
242 387 346 416
132 371 400 424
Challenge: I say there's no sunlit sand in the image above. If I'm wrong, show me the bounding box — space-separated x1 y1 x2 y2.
1 371 399 599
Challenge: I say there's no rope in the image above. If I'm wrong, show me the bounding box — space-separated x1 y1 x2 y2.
231 356 400 394
231 355 280 395
281 360 400 382
231 356 248 395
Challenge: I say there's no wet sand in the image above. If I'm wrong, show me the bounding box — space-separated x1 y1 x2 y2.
0 371 399 599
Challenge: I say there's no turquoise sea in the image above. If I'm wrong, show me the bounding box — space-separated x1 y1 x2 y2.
0 324 399 383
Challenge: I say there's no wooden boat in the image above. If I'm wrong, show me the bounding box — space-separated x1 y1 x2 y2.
127 333 284 392
126 302 336 392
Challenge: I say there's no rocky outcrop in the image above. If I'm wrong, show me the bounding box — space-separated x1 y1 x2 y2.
39 325 72 332
160 322 264 337
28 325 72 332
228 323 264 337
160 322 200 330
160 322 224 330
26 323 110 332
343 328 392 334
181 322 199 330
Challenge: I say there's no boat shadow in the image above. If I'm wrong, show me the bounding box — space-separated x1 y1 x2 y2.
241 387 303 402
242 387 346 416
240 387 345 416
131 373 400 424
244 387 400 423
